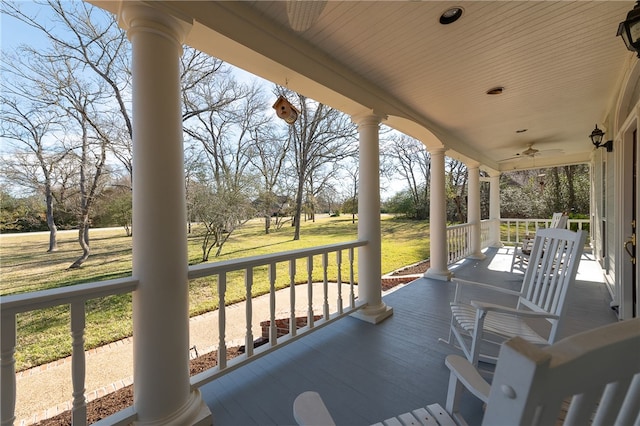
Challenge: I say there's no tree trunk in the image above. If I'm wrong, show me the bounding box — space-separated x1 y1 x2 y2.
564 165 576 212
264 214 271 234
552 168 562 212
45 187 58 252
69 222 90 269
293 175 304 241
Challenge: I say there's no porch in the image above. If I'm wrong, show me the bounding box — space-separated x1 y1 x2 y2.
198 245 616 426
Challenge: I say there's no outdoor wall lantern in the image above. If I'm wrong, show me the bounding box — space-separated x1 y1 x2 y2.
589 124 613 152
617 1 640 57
272 95 300 125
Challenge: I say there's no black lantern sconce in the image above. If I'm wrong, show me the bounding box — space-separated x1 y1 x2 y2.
589 124 613 152
617 1 640 57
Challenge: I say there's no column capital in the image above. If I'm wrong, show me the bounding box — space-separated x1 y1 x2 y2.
465 160 480 170
119 2 193 48
351 111 386 127
428 146 447 156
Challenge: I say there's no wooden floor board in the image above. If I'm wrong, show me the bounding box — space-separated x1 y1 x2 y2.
200 247 616 425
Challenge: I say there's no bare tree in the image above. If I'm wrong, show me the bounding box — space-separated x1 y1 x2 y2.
278 90 358 240
3 1 131 267
340 158 359 223
446 158 468 223
4 0 133 177
0 93 66 251
247 124 291 234
382 134 430 219
183 71 266 258
56 69 110 269
191 183 253 261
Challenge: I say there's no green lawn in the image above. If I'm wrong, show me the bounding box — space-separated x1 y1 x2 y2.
1 214 430 371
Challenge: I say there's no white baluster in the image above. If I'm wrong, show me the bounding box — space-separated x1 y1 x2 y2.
245 268 254 357
71 301 87 425
269 263 277 345
307 255 314 328
322 252 329 320
349 248 355 308
218 273 227 370
289 260 297 336
1 313 16 426
336 250 343 314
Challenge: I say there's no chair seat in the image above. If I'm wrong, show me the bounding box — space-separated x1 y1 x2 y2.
450 303 548 345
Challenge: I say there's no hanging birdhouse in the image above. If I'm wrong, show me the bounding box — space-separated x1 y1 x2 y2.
272 95 300 125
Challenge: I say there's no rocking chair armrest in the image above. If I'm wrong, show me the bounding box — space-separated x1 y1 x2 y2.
469 300 560 320
445 355 490 404
453 278 521 298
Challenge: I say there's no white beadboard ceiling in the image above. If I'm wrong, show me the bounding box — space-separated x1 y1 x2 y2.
95 1 637 172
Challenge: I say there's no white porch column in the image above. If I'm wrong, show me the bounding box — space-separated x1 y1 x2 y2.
467 162 486 260
425 147 452 281
488 171 503 247
350 112 393 324
121 4 211 425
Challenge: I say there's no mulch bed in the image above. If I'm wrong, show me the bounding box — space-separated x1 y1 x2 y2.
36 348 242 426
35 262 429 425
389 260 429 276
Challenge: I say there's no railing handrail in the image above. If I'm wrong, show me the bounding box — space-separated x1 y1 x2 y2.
0 277 139 314
188 240 366 279
446 222 472 230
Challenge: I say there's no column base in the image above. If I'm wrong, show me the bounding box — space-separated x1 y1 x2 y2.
424 268 453 281
134 390 212 426
350 304 393 324
468 253 487 260
490 241 504 248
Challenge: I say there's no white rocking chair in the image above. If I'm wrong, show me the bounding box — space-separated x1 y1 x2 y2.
293 318 640 426
443 228 586 367
511 212 568 272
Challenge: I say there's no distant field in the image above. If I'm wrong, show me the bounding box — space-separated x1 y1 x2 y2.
1 214 430 370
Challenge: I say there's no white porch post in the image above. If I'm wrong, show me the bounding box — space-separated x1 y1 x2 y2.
425 147 452 281
121 4 211 425
467 162 485 260
488 172 502 247
350 112 393 324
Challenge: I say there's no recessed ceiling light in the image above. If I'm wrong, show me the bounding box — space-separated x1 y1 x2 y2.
440 7 463 25
486 86 504 95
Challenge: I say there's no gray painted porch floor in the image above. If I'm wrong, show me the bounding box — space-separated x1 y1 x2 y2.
199 246 617 425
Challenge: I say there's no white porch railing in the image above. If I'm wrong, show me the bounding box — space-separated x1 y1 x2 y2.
445 218 589 265
481 219 491 248
500 218 590 244
446 223 472 264
0 278 139 426
187 241 366 389
1 241 365 426
445 219 492 265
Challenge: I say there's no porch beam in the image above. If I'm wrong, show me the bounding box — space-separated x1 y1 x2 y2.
350 112 393 324
120 3 211 424
425 147 452 281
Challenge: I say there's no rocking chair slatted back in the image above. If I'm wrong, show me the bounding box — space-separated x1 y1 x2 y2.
482 318 640 426
518 228 586 339
443 228 586 367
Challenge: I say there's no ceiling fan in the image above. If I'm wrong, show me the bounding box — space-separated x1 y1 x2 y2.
498 143 562 162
